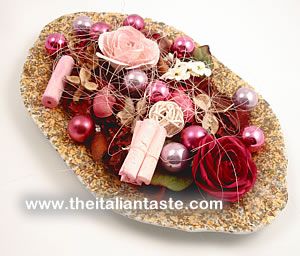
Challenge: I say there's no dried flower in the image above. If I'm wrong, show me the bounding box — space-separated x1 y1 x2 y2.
97 26 160 69
117 97 148 132
161 59 190 81
66 67 98 101
161 58 212 81
193 93 219 135
193 93 249 136
187 61 212 77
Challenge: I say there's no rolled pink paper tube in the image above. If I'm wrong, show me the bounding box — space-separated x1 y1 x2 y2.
130 120 142 144
119 119 159 180
120 175 142 186
120 120 142 184
42 55 75 108
137 126 167 185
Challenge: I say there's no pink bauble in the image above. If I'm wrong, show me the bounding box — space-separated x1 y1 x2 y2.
233 87 258 110
172 36 195 58
93 86 116 118
160 142 190 173
170 90 194 122
73 16 93 35
123 70 148 97
67 115 95 143
242 126 265 152
147 80 170 103
181 125 208 151
45 33 67 55
90 22 110 40
123 14 145 30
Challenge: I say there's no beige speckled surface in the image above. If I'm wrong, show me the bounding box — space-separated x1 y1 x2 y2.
20 12 288 233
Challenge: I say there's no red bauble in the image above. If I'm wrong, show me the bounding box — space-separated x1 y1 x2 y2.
181 125 208 151
45 33 67 56
67 115 95 143
171 36 195 58
123 14 145 30
90 22 111 40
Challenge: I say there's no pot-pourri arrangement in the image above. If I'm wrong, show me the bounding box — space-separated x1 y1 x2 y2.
41 14 266 203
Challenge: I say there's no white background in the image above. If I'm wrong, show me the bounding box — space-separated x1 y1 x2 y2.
0 0 300 255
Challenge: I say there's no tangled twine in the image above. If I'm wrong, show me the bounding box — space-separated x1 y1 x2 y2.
148 101 185 137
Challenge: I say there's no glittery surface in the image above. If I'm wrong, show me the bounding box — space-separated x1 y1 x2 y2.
20 12 288 233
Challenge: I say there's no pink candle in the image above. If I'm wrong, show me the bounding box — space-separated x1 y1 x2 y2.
42 55 74 108
119 119 159 180
137 126 167 185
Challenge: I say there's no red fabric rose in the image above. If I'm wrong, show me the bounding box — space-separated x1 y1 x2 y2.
192 135 257 202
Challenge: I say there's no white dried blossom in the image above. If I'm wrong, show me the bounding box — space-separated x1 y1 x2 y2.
161 58 212 81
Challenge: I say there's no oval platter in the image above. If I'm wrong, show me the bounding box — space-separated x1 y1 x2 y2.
20 12 288 233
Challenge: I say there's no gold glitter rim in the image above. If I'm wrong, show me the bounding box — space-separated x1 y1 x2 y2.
20 12 288 233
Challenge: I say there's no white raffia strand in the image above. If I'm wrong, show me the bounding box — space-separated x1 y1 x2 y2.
148 101 185 138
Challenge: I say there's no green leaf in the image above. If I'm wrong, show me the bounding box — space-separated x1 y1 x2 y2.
151 170 193 192
193 45 214 68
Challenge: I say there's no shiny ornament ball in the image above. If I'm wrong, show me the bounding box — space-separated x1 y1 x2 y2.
181 125 208 151
160 142 190 173
123 14 145 30
172 36 195 57
242 126 265 152
233 87 258 110
147 80 170 103
123 70 148 94
67 115 95 143
90 22 110 40
73 16 93 35
45 33 67 55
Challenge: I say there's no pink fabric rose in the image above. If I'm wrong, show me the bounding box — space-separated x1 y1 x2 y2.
96 26 160 69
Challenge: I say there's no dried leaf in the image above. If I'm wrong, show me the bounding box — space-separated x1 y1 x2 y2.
123 97 135 114
79 68 91 83
66 76 81 85
86 43 96 54
84 81 98 91
193 94 211 111
193 45 213 68
158 38 172 54
73 86 84 102
136 98 147 116
151 170 193 192
117 111 133 125
202 112 219 134
117 97 135 125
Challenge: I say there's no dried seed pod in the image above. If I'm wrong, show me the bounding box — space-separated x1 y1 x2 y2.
202 112 219 134
66 76 81 85
90 133 108 162
157 57 170 76
193 94 211 112
84 81 98 91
